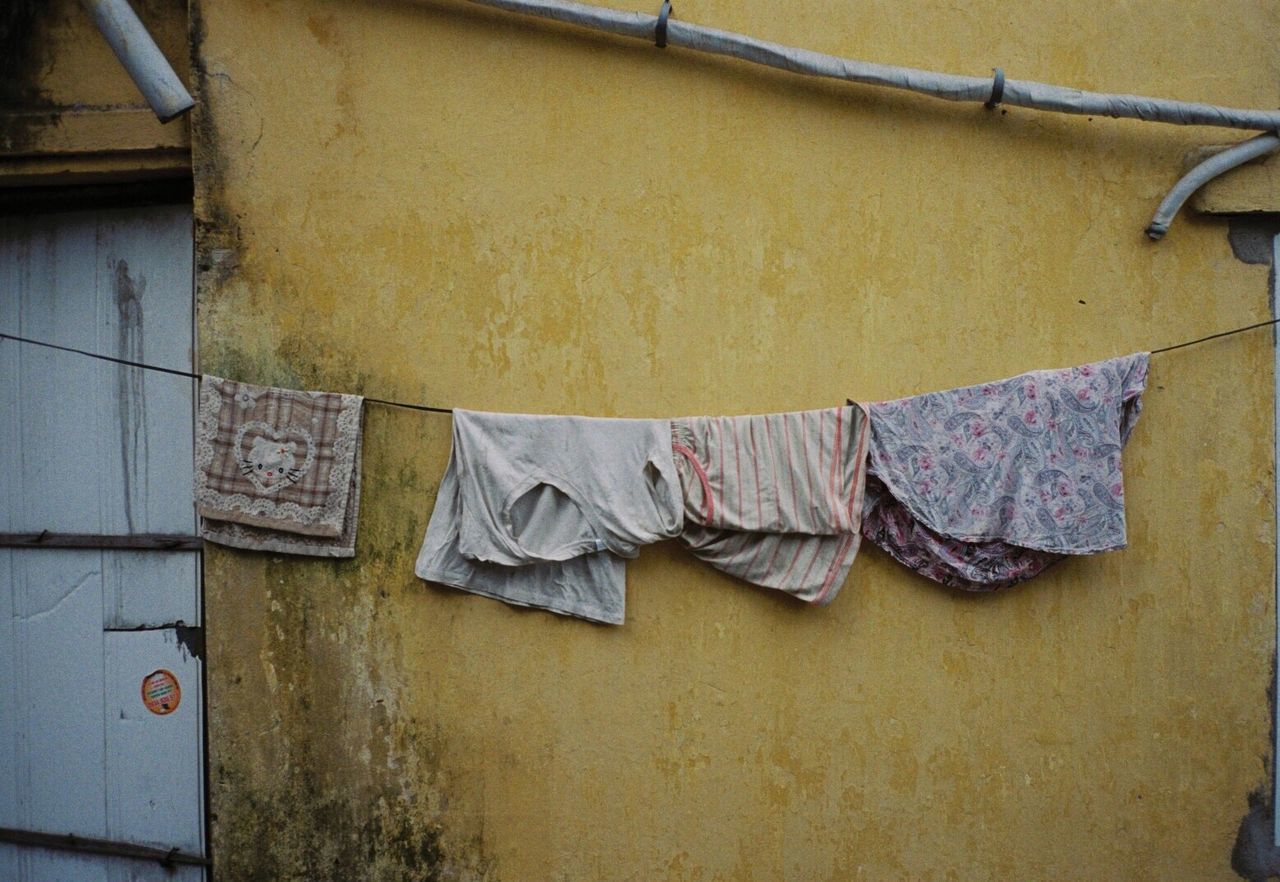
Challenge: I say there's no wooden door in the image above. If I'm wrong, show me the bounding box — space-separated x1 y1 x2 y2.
0 204 207 881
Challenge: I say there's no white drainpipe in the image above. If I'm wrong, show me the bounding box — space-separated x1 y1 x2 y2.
81 0 195 123
461 0 1280 132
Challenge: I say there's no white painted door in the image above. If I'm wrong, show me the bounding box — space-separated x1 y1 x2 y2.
0 204 206 881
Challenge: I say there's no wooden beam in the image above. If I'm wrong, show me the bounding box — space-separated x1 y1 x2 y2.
0 532 202 551
0 826 209 868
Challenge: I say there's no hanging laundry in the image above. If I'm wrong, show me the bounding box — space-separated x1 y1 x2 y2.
415 410 683 625
415 407 873 623
194 376 365 557
415 445 629 624
860 481 1063 589
860 352 1149 590
671 405 870 605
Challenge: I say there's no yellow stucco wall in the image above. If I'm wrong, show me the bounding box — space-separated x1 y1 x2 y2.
191 1 1280 879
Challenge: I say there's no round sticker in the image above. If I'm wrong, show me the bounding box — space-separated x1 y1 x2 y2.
141 669 181 715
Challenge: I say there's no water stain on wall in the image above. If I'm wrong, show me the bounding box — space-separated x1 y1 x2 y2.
114 257 148 532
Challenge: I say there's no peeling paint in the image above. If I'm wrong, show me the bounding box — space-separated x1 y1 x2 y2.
1228 217 1280 266
174 623 204 662
1233 791 1280 882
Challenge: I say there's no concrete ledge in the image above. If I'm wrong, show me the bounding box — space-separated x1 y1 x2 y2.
0 106 190 185
0 106 188 154
0 150 191 187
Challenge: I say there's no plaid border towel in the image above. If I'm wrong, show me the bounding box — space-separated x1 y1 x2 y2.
195 376 364 557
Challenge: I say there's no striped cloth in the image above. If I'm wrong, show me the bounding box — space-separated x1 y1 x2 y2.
670 405 871 604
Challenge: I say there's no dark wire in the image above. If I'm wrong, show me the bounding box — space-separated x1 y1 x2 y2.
362 396 453 415
0 332 454 414
0 332 199 378
1149 317 1280 355
5 315 1280 410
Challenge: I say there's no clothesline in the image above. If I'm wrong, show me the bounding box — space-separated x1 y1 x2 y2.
0 331 453 414
0 326 1204 616
2 317 1279 413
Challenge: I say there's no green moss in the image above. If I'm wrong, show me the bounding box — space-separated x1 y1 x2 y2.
212 756 481 881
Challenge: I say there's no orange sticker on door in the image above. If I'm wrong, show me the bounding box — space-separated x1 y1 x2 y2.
141 669 181 715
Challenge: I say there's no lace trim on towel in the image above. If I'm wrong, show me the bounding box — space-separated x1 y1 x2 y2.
194 376 363 535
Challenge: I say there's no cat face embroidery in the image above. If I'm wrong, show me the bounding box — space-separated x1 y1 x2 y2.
234 421 316 493
244 436 301 488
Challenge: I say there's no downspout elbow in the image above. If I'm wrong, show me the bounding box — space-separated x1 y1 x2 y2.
1146 132 1280 240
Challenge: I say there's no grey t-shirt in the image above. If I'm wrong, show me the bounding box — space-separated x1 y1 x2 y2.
416 410 682 624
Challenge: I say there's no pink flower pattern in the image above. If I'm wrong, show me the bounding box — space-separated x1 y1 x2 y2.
861 353 1149 591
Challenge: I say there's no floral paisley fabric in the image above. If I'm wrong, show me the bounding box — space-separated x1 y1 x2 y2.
861 353 1149 590
861 477 1064 591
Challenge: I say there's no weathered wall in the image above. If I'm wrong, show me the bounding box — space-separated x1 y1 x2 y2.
0 0 190 184
191 1 1280 879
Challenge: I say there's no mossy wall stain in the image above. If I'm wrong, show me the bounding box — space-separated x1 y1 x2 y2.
192 0 1279 879
204 405 493 880
0 0 193 153
0 0 58 150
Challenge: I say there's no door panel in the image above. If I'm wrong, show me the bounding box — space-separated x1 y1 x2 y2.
0 204 204 878
0 549 108 837
103 551 200 630
0 205 195 536
0 846 205 882
105 630 203 853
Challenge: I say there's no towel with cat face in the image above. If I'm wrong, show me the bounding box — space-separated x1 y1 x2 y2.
195 376 364 557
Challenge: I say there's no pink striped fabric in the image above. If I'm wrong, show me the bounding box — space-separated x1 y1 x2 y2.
670 405 871 605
